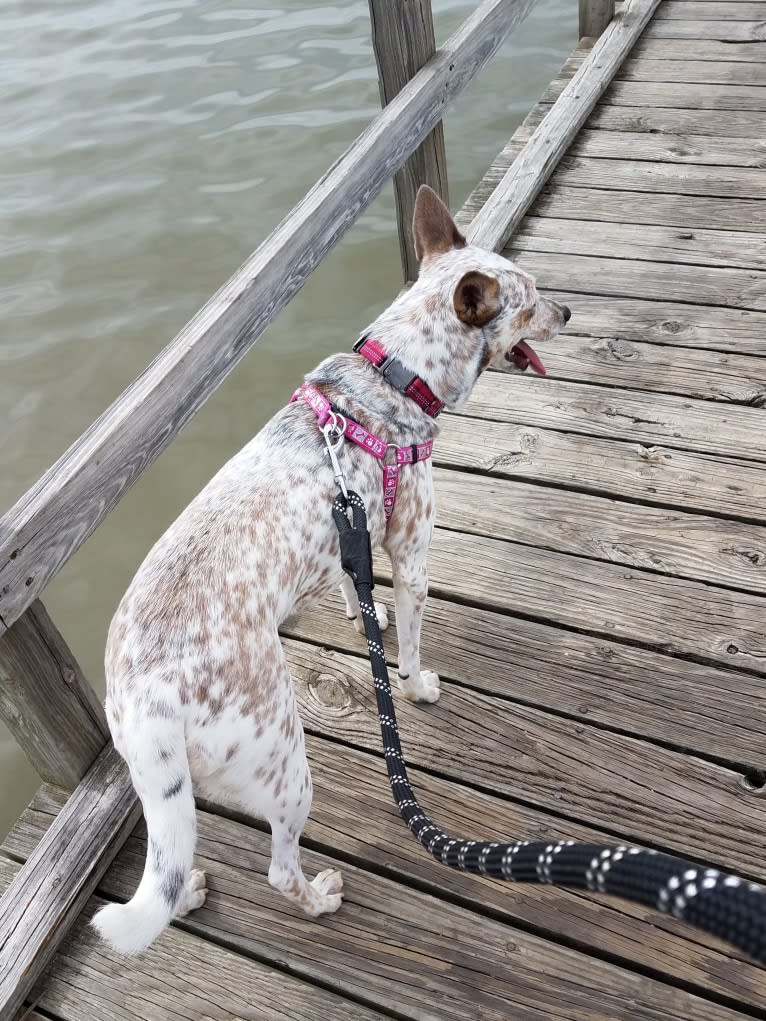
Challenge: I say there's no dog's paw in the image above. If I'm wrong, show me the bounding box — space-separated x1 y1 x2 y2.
175 869 208 917
352 601 389 635
307 868 344 915
399 669 441 703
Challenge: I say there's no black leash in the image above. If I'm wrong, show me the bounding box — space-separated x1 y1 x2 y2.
331 488 766 966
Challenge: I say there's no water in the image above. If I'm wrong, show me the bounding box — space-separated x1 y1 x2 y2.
0 0 576 839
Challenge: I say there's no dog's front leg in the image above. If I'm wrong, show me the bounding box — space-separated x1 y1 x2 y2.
389 551 440 703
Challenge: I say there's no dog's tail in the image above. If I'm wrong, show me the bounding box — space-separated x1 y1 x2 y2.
91 699 196 955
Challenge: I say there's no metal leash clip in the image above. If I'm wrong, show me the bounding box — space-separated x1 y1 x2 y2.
322 412 349 499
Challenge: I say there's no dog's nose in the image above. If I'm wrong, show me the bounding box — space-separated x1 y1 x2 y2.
561 305 571 323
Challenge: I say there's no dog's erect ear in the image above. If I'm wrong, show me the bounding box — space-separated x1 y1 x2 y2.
453 271 501 328
412 185 466 264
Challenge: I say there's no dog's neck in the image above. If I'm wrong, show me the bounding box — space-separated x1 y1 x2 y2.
362 274 489 413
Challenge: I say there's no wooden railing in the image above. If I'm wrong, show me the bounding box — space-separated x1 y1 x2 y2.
0 0 660 1013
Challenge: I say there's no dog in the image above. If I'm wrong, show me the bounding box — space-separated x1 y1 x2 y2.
91 185 570 954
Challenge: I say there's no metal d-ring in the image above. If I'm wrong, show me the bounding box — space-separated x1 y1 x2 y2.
322 413 349 498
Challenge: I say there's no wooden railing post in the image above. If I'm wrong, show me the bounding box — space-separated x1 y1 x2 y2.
579 0 615 38
0 600 108 788
368 0 449 282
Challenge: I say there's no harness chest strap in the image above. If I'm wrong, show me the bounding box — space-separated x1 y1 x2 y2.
290 382 433 521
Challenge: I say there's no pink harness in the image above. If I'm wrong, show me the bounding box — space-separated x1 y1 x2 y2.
290 339 442 521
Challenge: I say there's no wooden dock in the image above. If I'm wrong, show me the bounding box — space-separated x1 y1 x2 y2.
2 0 766 1018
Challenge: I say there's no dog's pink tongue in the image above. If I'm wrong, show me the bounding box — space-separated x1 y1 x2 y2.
511 340 547 376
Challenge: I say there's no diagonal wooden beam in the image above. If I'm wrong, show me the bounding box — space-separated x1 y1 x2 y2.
0 746 138 1021
467 0 663 252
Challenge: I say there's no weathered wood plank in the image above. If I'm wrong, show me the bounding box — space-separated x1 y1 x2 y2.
0 600 107 788
431 466 766 596
438 412 766 524
409 526 766 676
283 590 766 769
4 801 757 1021
11 763 766 1013
513 249 766 310
656 1 766 19
579 0 615 37
0 856 389 1021
534 185 766 232
632 36 766 61
645 19 766 41
368 0 448 282
513 215 766 271
466 372 766 463
525 333 766 403
0 0 538 636
600 78 766 109
552 155 766 198
466 0 662 251
0 747 138 1021
587 103 766 138
621 56 766 84
565 128 766 168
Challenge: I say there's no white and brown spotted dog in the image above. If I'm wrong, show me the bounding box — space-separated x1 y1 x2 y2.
92 186 570 954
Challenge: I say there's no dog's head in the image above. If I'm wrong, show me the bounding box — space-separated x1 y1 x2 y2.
412 185 570 381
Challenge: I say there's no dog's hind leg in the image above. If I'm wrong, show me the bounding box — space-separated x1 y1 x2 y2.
339 574 389 635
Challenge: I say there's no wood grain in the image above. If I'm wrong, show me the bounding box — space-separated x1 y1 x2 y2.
0 856 389 1021
465 372 766 463
8 766 766 1014
466 0 662 250
0 600 107 788
551 155 766 198
431 465 766 596
3 801 758 1021
621 56 766 84
367 0 448 282
282 589 766 769
656 1 766 20
632 36 766 61
437 413 766 523
513 215 766 271
645 19 766 41
0 0 537 635
579 0 615 37
0 747 138 1021
600 78 766 110
561 127 766 168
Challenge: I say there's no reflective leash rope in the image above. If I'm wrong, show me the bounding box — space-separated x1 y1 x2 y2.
331 487 766 966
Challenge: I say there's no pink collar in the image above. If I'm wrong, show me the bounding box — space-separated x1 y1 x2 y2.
291 382 433 521
354 336 444 418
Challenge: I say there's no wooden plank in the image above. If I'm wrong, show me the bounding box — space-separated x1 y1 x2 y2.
431 466 766 596
579 0 615 37
552 155 766 198
367 0 448 282
602 78 766 110
562 128 766 169
405 526 766 676
537 290 766 356
4 801 757 1021
656 1 766 19
466 372 766 463
621 56 766 84
11 766 766 1014
0 600 107 788
466 0 663 251
632 36 766 61
0 747 139 1021
513 249 766 312
0 0 538 636
0 857 389 1021
438 411 766 524
282 591 766 769
513 215 766 271
534 184 766 232
588 102 766 138
525 333 766 403
646 19 766 41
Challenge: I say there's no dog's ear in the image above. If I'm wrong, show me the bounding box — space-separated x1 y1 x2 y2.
412 185 466 264
453 271 501 327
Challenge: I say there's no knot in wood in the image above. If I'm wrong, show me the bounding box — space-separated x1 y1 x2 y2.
307 670 356 714
606 338 638 362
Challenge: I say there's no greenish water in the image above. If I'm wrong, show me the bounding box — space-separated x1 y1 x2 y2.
0 0 576 839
